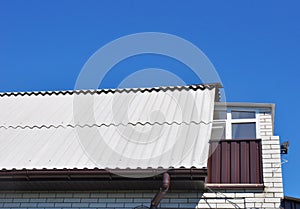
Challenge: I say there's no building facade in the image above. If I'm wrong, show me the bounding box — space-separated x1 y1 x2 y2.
0 84 284 209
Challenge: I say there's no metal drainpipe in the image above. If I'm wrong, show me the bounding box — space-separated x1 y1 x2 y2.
149 173 170 209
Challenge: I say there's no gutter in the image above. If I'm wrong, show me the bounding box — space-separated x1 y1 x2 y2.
0 168 207 180
150 172 170 209
0 168 207 191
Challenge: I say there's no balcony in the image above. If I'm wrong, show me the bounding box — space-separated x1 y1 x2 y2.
207 139 263 189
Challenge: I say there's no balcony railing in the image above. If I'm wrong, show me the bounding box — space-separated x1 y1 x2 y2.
207 139 263 185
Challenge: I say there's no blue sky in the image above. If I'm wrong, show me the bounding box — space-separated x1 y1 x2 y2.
1 1 300 196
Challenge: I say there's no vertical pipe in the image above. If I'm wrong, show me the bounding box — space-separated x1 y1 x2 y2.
150 173 170 209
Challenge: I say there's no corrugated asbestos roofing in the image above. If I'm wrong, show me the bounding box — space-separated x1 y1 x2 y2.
0 84 216 170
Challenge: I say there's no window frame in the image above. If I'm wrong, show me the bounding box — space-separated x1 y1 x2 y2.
226 108 260 139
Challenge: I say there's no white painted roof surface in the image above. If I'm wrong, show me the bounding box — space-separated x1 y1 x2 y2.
0 85 216 170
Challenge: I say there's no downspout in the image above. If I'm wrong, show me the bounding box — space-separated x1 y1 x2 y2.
150 172 170 209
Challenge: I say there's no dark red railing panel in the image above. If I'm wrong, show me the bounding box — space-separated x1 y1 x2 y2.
230 141 240 183
249 140 262 183
221 141 230 183
240 141 250 183
207 139 263 184
209 141 221 183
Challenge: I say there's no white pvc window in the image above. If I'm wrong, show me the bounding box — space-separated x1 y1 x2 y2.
212 108 260 140
232 122 256 139
226 109 260 139
231 110 256 119
212 108 227 140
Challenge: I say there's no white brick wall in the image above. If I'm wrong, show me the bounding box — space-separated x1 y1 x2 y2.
0 188 282 209
259 109 283 208
260 111 273 137
0 191 205 209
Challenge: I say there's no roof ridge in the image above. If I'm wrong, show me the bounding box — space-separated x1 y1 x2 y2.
0 83 220 97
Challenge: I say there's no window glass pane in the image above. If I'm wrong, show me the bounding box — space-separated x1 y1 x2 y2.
232 111 255 119
232 122 256 139
211 122 226 139
213 110 227 120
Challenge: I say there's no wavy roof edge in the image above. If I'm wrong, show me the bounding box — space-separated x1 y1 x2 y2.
0 83 222 97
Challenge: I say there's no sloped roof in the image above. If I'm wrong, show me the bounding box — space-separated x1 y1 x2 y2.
0 84 216 170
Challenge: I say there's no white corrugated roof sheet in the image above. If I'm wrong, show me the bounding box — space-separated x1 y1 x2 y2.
0 85 216 170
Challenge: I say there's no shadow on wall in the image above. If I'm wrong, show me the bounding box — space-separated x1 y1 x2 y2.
157 191 204 209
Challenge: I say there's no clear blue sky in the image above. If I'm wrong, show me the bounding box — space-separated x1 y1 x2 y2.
1 1 299 197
